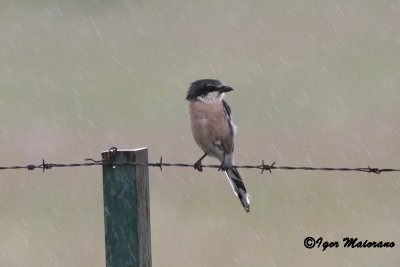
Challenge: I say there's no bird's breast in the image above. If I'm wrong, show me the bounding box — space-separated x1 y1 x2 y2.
188 100 233 158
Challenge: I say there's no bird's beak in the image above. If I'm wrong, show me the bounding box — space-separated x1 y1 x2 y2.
219 86 233 93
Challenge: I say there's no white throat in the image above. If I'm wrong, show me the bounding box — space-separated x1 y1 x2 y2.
197 91 224 103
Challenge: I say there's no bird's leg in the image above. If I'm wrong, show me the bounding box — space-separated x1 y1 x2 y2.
194 153 207 172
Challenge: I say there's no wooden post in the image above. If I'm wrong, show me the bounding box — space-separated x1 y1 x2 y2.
102 148 151 267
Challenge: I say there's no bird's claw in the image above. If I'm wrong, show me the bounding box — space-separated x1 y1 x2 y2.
194 160 203 172
218 162 227 171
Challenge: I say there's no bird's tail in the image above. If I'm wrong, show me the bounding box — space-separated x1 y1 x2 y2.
225 168 250 213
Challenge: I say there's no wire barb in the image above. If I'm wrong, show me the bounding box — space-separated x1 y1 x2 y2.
41 159 52 172
367 167 381 174
156 157 163 171
259 160 275 174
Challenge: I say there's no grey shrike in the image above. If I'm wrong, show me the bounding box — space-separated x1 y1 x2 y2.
186 79 250 213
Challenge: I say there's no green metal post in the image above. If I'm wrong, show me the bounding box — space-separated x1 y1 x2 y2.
102 148 151 267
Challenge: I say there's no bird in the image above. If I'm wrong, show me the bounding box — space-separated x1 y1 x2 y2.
186 79 250 213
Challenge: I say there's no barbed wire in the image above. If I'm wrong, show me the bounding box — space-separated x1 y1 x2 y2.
0 147 399 174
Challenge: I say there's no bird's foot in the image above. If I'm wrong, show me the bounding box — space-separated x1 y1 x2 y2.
194 153 207 172
218 162 227 171
194 159 203 172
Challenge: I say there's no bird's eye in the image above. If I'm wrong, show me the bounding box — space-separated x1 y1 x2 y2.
206 84 216 90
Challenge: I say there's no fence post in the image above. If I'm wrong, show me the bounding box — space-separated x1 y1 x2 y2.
102 148 151 267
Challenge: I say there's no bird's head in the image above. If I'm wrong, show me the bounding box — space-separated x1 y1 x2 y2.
186 79 233 101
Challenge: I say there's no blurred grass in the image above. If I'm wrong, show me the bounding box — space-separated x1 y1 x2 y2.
0 0 400 266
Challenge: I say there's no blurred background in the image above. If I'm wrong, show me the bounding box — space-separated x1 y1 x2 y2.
1 0 400 266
